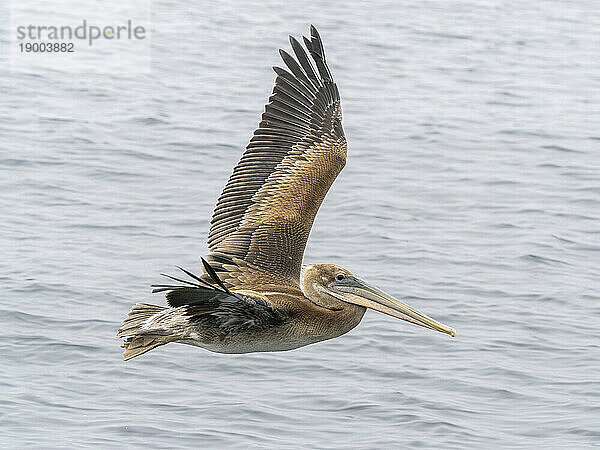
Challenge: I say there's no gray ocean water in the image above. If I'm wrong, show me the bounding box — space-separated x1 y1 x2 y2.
1 0 599 448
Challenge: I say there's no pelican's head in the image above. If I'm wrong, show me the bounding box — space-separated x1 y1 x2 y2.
301 264 456 337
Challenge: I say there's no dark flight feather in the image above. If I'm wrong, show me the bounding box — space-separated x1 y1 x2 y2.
201 257 233 295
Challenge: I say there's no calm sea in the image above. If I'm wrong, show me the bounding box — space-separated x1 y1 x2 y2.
1 0 599 448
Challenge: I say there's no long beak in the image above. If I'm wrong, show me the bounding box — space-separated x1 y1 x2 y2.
334 280 456 337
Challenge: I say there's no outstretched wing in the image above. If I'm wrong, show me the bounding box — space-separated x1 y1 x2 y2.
206 25 346 288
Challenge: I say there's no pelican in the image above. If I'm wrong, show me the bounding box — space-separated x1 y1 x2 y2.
118 26 455 360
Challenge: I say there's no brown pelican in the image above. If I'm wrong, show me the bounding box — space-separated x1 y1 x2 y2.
118 26 455 360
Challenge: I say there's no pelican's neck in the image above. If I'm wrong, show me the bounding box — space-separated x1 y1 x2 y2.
297 299 366 343
297 265 366 340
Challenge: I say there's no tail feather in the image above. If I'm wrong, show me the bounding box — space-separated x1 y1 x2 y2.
122 334 172 361
117 303 165 338
118 303 173 360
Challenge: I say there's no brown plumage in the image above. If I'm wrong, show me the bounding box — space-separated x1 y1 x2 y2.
205 26 345 288
118 26 455 361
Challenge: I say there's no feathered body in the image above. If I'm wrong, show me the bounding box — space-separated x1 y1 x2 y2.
118 265 365 359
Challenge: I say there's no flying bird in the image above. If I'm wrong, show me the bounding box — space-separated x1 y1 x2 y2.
118 26 456 360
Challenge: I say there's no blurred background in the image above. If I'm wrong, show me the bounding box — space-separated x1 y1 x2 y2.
1 0 599 447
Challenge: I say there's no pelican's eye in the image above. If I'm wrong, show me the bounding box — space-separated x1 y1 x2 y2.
335 273 346 282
